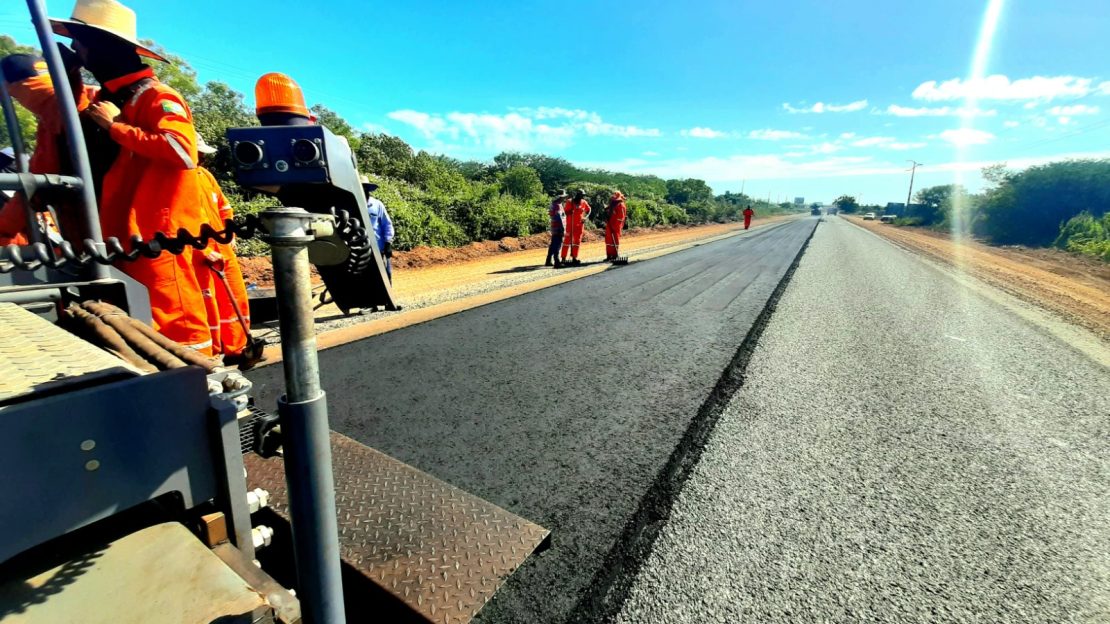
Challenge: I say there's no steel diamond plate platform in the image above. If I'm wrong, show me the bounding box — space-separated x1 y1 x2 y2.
0 302 138 404
245 432 550 624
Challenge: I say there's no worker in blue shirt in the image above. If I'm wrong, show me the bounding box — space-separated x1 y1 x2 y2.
360 176 395 280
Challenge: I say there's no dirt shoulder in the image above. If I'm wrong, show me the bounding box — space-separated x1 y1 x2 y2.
846 216 1110 342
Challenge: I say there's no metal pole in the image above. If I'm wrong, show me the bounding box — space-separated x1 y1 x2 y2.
262 207 346 624
905 160 922 216
0 80 43 245
26 0 109 280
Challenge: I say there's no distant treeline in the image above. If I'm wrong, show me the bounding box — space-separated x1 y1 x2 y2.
833 158 1110 262
1 35 797 255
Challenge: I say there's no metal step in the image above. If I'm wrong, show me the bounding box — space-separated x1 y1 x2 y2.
245 432 550 623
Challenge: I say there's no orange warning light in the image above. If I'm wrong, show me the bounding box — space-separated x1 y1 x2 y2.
254 72 310 118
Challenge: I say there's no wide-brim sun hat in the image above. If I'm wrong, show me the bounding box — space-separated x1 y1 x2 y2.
50 0 168 63
359 174 379 193
196 134 217 155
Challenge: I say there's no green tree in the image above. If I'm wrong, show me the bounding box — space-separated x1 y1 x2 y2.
974 159 1110 246
191 81 256 184
665 178 714 205
311 104 360 151
834 195 860 213
139 41 201 101
911 184 966 226
499 165 543 199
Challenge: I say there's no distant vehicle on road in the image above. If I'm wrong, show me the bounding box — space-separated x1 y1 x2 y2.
863 212 877 220
880 214 896 223
811 206 822 216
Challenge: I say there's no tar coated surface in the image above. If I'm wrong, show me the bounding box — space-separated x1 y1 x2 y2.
245 218 818 623
616 217 1110 623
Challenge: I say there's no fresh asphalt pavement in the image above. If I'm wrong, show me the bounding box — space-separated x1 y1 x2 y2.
616 216 1110 623
246 217 817 623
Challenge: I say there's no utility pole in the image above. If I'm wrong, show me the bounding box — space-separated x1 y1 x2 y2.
905 160 923 215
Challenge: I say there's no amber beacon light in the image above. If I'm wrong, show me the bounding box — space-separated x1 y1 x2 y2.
254 72 311 118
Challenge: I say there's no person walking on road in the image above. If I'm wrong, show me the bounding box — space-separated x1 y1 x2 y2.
604 191 627 261
361 175 395 280
561 188 591 265
743 204 755 230
546 189 568 267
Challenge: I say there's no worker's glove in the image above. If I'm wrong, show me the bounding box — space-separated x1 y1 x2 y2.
382 242 393 258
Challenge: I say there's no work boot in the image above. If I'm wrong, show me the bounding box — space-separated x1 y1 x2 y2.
545 256 553 266
554 259 563 268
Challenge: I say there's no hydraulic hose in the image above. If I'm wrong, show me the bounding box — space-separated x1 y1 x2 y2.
65 303 158 373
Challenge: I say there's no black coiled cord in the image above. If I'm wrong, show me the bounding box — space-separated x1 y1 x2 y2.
0 215 266 273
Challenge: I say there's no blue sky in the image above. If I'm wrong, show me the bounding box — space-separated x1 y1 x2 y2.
3 0 1110 204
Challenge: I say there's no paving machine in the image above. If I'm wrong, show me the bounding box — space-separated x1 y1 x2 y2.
0 3 548 623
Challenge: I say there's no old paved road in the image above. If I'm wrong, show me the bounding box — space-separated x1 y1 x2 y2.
617 216 1110 623
246 216 818 623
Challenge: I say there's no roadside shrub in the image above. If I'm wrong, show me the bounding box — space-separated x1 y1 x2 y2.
1054 211 1110 261
374 178 468 250
894 217 925 226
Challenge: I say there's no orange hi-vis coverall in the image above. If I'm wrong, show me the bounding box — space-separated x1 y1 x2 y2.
98 67 213 354
743 207 754 230
0 64 95 245
195 167 251 357
605 199 627 259
560 199 591 261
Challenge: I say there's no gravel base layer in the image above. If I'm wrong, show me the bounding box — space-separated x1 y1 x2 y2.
616 217 1110 623
244 218 818 623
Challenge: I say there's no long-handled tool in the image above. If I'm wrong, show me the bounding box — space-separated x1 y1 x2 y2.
207 256 265 368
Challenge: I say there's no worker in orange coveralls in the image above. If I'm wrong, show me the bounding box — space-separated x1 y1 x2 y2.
52 0 213 354
560 188 591 266
743 204 755 230
0 51 98 245
604 191 627 261
194 135 252 360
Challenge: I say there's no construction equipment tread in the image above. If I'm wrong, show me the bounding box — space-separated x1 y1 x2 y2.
245 432 549 624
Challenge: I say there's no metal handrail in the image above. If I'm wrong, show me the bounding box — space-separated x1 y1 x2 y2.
18 0 109 280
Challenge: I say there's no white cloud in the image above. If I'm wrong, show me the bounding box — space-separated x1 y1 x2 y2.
1058 116 1072 125
783 100 868 114
1003 120 1020 128
642 151 659 157
681 126 730 139
885 104 997 117
849 136 926 150
387 107 660 152
913 75 1095 102
586 150 1110 187
938 128 995 146
1101 81 1110 95
386 110 449 139
1048 104 1099 116
749 128 808 140
839 132 857 139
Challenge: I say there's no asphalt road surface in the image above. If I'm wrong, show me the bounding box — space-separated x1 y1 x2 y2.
616 217 1110 623
246 217 818 623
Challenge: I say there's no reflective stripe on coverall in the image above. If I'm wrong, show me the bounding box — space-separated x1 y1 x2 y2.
195 167 250 356
560 199 591 260
98 67 212 354
605 199 626 258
